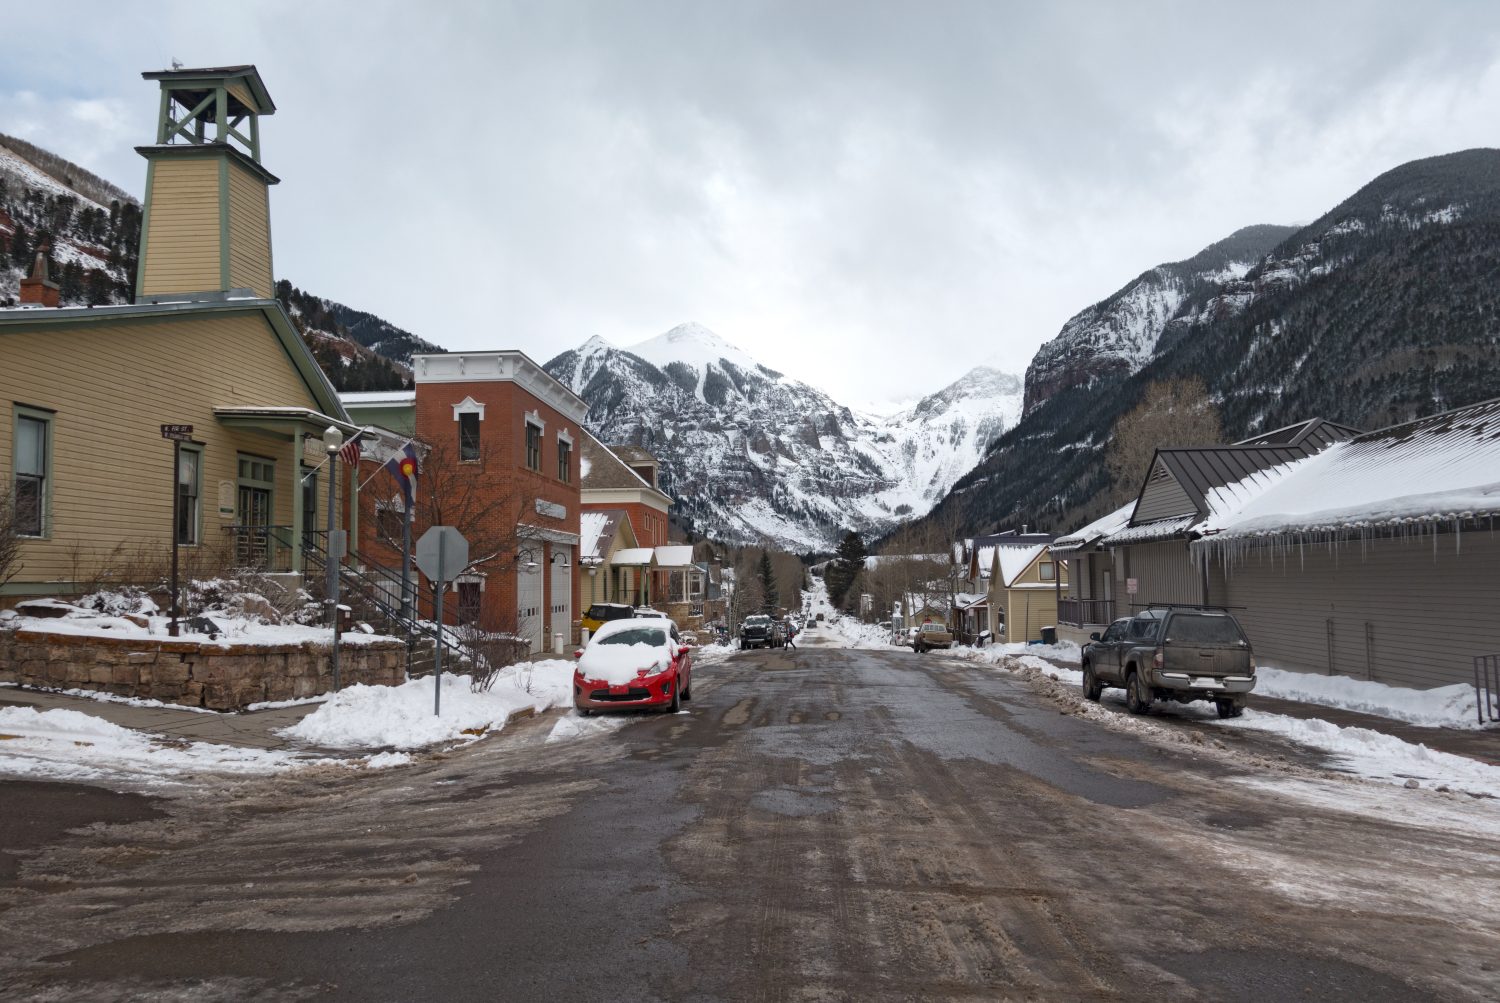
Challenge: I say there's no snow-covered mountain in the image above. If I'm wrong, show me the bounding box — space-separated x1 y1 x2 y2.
1021 225 1296 414
545 323 1023 549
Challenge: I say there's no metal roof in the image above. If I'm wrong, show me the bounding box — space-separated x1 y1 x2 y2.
1235 417 1362 450
1152 446 1308 516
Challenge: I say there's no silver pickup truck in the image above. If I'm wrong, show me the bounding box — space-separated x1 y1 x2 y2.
1081 607 1255 718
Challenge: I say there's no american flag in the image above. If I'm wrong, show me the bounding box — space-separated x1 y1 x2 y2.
338 436 362 466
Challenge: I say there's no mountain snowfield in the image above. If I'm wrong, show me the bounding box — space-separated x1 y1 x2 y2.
545 323 1023 549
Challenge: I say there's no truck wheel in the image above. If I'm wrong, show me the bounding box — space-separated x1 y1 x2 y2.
1082 663 1103 702
1215 698 1244 719
1125 670 1152 715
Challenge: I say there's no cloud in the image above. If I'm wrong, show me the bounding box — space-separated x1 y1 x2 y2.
5 1 1500 406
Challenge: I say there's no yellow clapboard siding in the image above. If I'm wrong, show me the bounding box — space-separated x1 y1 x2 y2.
226 160 273 297
140 158 221 296
0 311 338 586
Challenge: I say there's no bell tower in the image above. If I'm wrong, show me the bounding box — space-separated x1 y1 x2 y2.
135 65 278 302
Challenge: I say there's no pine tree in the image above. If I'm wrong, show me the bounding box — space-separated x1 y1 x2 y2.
825 530 866 608
757 551 778 613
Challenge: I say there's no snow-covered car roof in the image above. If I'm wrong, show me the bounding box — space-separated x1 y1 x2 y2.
588 618 671 644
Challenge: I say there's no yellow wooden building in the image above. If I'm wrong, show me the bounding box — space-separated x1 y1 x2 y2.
986 541 1067 644
1 65 365 601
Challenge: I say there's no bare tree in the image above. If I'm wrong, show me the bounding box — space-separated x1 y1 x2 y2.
1105 377 1223 505
0 487 24 593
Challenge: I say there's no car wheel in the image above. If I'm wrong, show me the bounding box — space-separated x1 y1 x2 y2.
668 677 682 714
577 705 592 717
1082 663 1103 702
1215 698 1244 719
1125 670 1152 715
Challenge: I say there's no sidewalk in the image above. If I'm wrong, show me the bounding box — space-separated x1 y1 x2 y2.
0 686 321 751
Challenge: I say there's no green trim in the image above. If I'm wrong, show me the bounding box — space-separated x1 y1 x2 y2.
134 159 156 301
1 581 88 598
11 403 54 541
218 157 231 292
155 88 172 145
134 143 280 186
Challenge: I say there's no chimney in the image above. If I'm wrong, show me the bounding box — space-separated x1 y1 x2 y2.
135 65 278 302
18 251 60 308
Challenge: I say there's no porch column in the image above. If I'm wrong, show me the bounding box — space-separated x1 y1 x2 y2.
289 434 304 575
347 456 358 560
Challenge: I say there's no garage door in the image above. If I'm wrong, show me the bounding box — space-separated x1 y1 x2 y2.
518 560 544 652
552 555 572 647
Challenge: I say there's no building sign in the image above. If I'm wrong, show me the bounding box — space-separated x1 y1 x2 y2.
1126 577 1138 595
535 499 566 519
218 481 236 519
160 424 193 441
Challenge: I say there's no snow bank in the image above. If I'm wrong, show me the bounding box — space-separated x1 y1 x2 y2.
824 617 902 649
6 610 394 647
0 705 313 783
280 660 576 750
1254 666 1486 730
937 640 1082 669
1223 710 1500 799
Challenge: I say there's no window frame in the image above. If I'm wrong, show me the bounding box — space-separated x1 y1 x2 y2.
557 436 572 482
1038 561 1056 582
176 444 203 546
458 411 481 463
525 419 543 472
12 404 54 539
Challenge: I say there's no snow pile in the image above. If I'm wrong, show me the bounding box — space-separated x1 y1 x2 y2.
825 617 902 649
693 641 738 662
938 640 1083 669
0 705 313 782
547 713 628 744
1254 666 1487 730
1223 711 1500 798
578 642 669 685
280 660 576 750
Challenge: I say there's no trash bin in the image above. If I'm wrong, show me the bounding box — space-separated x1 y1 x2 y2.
1039 625 1057 645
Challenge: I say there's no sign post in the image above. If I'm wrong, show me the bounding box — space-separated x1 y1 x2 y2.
416 526 469 716
161 425 192 637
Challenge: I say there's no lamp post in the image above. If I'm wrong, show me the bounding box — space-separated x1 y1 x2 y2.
323 425 343 692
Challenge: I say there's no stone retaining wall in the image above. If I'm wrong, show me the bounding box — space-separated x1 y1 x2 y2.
0 629 405 711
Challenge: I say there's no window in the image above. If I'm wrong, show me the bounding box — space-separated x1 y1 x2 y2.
1039 561 1056 582
457 581 482 625
376 499 403 545
525 421 542 471
301 467 318 546
459 412 481 462
176 447 201 545
557 438 572 482
13 411 49 537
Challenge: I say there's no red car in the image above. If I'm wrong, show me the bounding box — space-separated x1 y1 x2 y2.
574 618 693 716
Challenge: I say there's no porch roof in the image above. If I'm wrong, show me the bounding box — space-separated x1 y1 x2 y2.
612 547 657 566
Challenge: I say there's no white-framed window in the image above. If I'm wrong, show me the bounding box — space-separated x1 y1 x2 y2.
1039 561 1056 582
453 397 485 462
525 420 543 472
12 406 52 538
557 437 572 482
176 445 202 545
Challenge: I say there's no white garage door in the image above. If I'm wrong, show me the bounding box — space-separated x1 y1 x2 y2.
518 560 544 652
552 555 572 646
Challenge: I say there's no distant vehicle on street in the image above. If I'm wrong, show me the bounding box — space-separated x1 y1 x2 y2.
1081 607 1256 718
912 622 953 653
581 602 635 635
740 614 774 649
815 613 825 622
574 618 693 716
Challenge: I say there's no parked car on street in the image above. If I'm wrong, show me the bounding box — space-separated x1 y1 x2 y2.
740 614 774 649
912 622 953 653
581 602 636 636
574 618 693 716
1081 607 1256 718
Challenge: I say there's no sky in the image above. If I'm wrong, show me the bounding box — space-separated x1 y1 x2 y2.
5 1 1500 411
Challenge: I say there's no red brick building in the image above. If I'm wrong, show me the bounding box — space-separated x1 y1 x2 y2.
347 351 586 652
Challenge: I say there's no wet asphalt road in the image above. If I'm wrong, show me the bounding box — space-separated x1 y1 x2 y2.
3 632 1498 1001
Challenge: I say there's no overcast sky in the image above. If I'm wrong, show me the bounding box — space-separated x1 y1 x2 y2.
5 1 1500 410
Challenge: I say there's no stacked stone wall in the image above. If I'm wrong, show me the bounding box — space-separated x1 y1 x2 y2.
0 629 404 711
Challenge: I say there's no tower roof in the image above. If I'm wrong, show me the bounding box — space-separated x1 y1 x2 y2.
142 65 276 115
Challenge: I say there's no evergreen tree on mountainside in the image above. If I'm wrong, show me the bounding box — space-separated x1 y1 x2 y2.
757 551 778 613
825 530 867 610
276 280 412 392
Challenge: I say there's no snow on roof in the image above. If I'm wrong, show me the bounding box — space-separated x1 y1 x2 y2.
954 592 988 609
579 511 613 561
994 543 1049 587
654 545 695 567
1051 503 1134 553
341 390 416 405
1196 397 1500 543
612 547 656 566
1103 516 1197 546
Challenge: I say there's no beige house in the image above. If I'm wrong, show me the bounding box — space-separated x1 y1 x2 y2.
1 65 368 602
578 508 639 609
986 541 1066 644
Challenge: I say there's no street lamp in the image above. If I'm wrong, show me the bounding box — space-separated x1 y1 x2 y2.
323 425 343 692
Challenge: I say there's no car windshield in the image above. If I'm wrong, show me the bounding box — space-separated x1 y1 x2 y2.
921 624 945 632
597 627 667 647
745 616 770 626
586 604 633 622
1166 613 1246 644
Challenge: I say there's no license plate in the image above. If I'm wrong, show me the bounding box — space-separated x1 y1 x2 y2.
1193 677 1225 689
